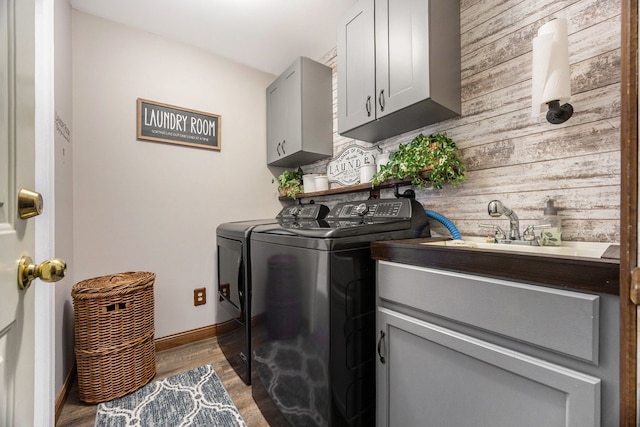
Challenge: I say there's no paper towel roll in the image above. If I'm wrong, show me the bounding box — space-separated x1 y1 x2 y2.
531 18 571 117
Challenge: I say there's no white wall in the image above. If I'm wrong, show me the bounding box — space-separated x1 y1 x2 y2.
53 0 74 398
72 11 281 339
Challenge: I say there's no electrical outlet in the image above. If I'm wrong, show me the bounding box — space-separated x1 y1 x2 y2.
193 288 206 306
219 283 230 301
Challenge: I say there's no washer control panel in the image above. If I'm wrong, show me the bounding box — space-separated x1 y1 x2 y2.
326 199 415 220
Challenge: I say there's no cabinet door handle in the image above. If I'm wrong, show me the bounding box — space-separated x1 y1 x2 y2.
366 96 372 117
281 140 286 154
276 142 281 156
377 330 386 364
378 90 385 112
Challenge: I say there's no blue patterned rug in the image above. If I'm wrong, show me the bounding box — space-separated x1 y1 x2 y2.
94 365 247 427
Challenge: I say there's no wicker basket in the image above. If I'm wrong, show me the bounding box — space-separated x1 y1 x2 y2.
72 272 156 403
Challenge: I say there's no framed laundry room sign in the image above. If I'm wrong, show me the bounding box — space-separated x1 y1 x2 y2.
136 98 221 150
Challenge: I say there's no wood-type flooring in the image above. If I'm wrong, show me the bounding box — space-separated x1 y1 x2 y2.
56 337 269 426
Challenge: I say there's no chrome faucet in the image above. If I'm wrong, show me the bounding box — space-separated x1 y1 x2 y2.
479 223 507 240
487 200 520 240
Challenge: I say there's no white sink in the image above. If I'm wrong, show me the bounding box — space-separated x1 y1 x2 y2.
421 237 615 259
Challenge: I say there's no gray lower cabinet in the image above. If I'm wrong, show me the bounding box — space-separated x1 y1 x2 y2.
337 0 461 142
266 57 332 167
376 261 619 427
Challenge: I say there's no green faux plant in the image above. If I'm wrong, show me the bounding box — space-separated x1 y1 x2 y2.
371 133 466 189
272 167 304 199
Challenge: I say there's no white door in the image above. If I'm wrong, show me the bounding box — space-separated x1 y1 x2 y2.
1 0 58 425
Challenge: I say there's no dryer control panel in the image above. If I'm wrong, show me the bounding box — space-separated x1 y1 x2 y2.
276 203 329 220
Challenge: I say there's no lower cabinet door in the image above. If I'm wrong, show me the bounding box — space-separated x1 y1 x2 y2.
376 307 601 427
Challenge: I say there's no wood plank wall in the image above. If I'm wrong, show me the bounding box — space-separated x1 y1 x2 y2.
302 0 621 243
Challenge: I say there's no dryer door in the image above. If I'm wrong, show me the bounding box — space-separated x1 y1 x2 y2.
217 236 245 323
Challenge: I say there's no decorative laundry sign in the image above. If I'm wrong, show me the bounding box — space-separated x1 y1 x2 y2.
137 98 221 150
327 144 381 186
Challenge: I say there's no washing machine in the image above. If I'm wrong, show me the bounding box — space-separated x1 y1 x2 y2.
249 198 430 426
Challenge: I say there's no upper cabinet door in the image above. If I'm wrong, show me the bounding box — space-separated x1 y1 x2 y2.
266 63 302 165
375 0 430 119
337 0 376 135
284 66 302 158
266 77 286 165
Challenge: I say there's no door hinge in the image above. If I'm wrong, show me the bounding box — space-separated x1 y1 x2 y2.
631 267 640 305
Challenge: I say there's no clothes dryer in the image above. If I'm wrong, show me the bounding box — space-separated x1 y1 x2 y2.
216 204 329 385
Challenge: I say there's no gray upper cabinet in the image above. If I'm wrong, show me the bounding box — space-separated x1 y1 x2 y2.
337 0 376 135
266 57 332 167
338 0 461 142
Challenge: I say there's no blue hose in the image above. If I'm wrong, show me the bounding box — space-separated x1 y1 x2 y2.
426 210 462 240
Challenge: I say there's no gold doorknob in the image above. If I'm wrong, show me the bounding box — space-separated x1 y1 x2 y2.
18 188 43 219
18 256 67 289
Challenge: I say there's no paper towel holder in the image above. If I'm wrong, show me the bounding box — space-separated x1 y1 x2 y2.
532 18 573 125
546 100 573 124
